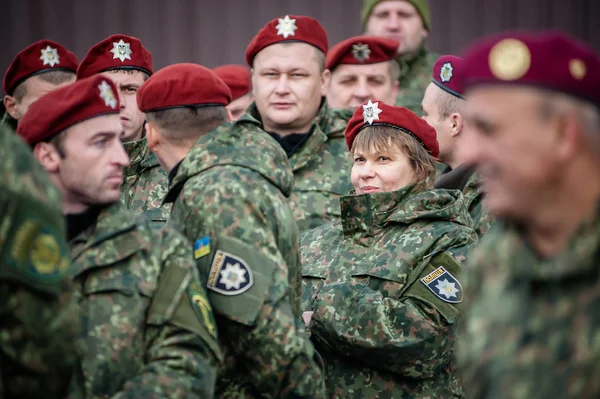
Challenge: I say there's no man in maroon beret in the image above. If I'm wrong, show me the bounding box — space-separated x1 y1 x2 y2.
213 64 253 120
326 35 399 110
244 14 353 232
78 34 170 227
454 30 600 399
16 74 221 398
421 54 493 237
2 39 78 135
137 62 326 397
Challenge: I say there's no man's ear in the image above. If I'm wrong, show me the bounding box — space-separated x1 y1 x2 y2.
145 120 161 152
320 69 331 97
4 95 20 120
450 112 464 138
33 142 62 173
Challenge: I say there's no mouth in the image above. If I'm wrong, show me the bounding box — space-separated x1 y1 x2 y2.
120 116 130 122
106 174 123 183
271 102 293 110
360 186 380 194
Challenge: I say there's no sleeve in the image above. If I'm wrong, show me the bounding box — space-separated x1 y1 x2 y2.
309 251 462 378
183 177 326 398
111 226 222 399
0 188 80 398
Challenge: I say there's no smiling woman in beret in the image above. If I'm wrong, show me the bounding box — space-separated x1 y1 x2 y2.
300 100 477 398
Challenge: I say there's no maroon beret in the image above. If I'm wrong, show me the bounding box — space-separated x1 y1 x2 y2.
432 55 464 99
345 100 439 157
137 63 231 112
245 15 328 66
326 35 398 71
212 64 251 101
3 40 78 95
460 30 600 106
77 34 153 79
17 75 120 146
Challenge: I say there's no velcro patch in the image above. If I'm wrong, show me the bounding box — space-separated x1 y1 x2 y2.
421 266 463 303
187 281 217 338
207 250 254 296
193 236 211 259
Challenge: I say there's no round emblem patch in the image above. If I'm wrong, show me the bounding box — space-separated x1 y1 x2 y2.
569 59 586 80
488 39 531 81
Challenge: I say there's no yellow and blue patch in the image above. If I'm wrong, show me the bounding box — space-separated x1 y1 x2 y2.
421 266 462 303
193 236 211 259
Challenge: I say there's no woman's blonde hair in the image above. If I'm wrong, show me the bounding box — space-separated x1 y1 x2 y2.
350 125 437 191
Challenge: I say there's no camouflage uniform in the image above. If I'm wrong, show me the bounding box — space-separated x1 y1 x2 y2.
0 131 79 398
164 117 326 398
434 164 494 237
395 46 439 115
301 185 477 398
121 137 171 227
457 214 600 398
66 202 221 398
0 112 17 135
247 101 354 232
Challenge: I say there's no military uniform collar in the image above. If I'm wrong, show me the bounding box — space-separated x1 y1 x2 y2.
69 202 139 261
507 205 600 280
246 101 329 172
0 111 18 133
123 136 149 177
434 163 477 191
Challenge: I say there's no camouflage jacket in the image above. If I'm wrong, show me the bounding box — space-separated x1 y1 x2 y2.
122 137 171 227
395 45 438 115
247 100 353 232
0 112 17 135
66 202 221 399
301 185 477 398
0 131 79 398
457 212 600 399
434 164 494 237
164 117 326 398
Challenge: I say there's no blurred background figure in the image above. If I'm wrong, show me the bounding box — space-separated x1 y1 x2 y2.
456 30 600 399
362 0 437 113
213 64 253 121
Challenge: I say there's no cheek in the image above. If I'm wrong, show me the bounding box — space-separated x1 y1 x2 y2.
380 162 413 190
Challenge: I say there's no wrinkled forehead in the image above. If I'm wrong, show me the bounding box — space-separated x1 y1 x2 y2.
253 42 323 71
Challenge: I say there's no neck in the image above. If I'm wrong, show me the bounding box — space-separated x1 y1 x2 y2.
62 201 90 215
264 123 312 137
526 164 600 257
124 124 145 143
157 143 191 173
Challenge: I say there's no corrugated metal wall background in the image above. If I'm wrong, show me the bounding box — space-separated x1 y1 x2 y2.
2 0 598 84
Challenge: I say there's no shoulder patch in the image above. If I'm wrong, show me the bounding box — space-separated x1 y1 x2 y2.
11 218 69 279
207 250 254 295
193 236 211 259
187 280 217 338
421 266 463 303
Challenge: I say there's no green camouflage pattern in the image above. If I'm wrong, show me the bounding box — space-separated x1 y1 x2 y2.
463 172 494 237
247 100 354 232
0 130 79 398
66 202 220 398
164 116 326 398
121 137 171 228
0 111 18 135
457 213 600 398
395 46 439 115
301 185 477 398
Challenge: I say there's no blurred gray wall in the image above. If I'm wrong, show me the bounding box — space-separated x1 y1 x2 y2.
1 0 598 88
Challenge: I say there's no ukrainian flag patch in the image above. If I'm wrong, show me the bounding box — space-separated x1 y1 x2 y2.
194 236 211 259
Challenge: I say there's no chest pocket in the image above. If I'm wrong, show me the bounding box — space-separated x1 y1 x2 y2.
301 267 327 312
351 266 408 300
